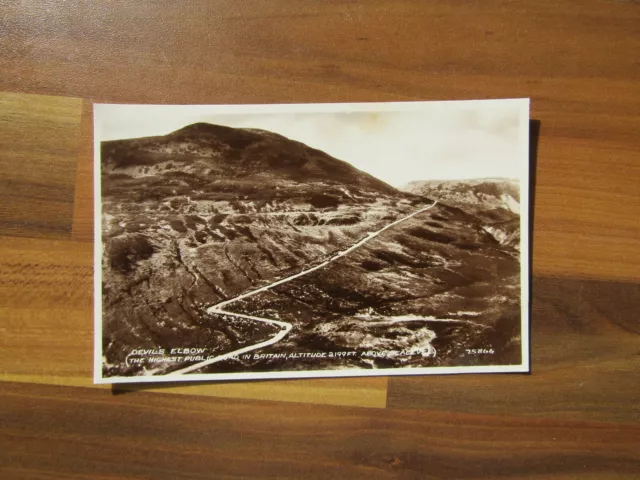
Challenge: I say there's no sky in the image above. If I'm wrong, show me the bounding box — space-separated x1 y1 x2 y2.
95 99 529 187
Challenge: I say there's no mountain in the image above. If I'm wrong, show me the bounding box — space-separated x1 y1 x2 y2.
100 124 522 377
102 122 397 206
402 178 521 250
403 178 520 221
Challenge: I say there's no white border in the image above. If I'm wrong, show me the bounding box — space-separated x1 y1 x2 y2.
93 99 531 384
95 98 525 119
98 364 529 385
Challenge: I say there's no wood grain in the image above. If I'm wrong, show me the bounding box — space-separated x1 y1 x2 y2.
1 0 639 478
0 237 387 409
0 92 82 238
0 236 93 380
533 137 639 281
387 277 640 423
5 1 634 278
113 376 388 409
1 381 639 480
71 99 94 243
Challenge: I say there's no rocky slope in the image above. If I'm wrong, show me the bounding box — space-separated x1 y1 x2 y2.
101 124 522 377
402 178 521 250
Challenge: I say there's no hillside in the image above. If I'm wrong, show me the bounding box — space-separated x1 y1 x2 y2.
100 124 522 377
101 122 398 206
402 178 521 250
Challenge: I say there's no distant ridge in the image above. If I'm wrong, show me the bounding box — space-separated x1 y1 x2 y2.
403 178 521 248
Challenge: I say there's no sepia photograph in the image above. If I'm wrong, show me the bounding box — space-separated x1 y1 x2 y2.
93 99 530 384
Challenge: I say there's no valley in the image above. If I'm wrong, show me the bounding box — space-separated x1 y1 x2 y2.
100 123 522 377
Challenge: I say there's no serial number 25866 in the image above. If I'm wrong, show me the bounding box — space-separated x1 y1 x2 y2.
465 348 495 355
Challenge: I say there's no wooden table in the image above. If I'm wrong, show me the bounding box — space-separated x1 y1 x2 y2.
1 1 638 478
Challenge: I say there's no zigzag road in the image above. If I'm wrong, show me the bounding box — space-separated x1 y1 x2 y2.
173 200 438 375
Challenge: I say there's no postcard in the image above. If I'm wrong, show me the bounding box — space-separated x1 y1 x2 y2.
94 99 530 384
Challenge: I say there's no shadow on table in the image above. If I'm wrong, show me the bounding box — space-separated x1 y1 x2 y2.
527 119 540 373
110 376 321 396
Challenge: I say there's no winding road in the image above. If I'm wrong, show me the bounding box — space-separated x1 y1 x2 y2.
172 200 438 375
